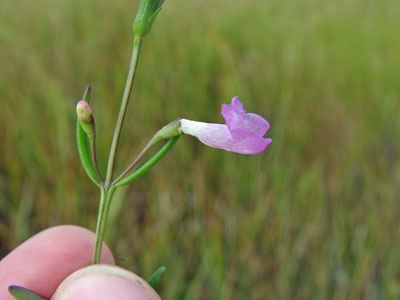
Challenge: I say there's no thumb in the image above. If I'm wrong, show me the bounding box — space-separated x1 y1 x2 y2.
52 265 161 300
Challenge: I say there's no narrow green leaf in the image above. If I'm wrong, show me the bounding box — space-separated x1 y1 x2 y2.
76 86 101 186
147 266 166 289
77 121 101 186
114 136 180 187
8 285 46 300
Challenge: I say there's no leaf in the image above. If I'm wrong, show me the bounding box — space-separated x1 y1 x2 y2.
147 266 166 289
77 122 101 186
8 285 47 300
76 86 101 186
114 136 180 187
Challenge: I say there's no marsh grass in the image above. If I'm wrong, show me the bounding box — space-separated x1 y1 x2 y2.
0 0 399 298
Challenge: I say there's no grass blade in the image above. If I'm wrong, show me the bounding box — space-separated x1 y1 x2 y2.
147 266 166 289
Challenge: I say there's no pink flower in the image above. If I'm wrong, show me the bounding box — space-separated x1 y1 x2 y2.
179 97 271 154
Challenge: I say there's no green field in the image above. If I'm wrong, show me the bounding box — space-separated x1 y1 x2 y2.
1 0 400 298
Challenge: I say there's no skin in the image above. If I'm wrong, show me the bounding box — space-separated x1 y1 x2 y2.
0 225 159 300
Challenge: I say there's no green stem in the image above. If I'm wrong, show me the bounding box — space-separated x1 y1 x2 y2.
92 37 142 264
104 37 142 189
92 187 116 264
112 135 156 184
113 136 180 187
92 187 105 264
113 120 182 184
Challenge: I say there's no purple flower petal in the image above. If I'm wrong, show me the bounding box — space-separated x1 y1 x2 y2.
179 120 271 154
179 97 271 154
222 96 270 136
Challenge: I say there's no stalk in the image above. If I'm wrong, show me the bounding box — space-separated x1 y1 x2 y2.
105 37 142 190
92 187 116 264
92 37 142 263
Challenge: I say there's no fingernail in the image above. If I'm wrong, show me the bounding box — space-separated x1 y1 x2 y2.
52 264 161 300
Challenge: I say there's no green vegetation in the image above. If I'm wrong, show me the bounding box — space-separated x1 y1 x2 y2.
1 0 399 298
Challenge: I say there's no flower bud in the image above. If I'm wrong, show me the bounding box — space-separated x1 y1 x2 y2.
133 0 153 38
133 0 165 38
76 100 95 138
76 100 92 123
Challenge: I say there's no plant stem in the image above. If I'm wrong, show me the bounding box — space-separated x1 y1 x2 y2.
112 135 156 184
92 37 142 263
92 187 105 263
113 120 182 184
104 37 142 189
92 187 116 264
113 136 180 187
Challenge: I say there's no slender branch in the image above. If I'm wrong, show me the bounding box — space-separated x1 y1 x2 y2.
104 37 142 189
112 136 156 184
113 136 180 187
113 120 182 184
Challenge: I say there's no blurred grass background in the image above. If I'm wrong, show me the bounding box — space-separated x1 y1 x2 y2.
1 0 400 298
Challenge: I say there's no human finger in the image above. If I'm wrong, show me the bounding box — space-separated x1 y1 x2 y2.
0 225 114 299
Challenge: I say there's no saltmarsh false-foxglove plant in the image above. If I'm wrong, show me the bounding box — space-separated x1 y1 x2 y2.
8 0 271 299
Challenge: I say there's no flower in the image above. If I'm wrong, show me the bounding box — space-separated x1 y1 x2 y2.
179 97 271 154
